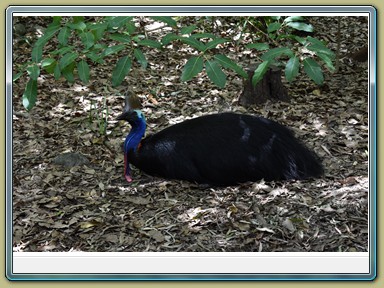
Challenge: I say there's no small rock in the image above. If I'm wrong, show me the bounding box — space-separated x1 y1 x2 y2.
52 152 90 167
14 23 26 36
282 218 296 232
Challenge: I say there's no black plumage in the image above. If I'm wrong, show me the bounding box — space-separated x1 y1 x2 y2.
117 109 323 186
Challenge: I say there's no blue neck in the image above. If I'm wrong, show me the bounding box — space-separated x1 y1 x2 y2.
124 110 147 182
124 110 146 154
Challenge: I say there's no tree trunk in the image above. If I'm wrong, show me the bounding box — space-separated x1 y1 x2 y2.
239 64 289 107
349 46 368 62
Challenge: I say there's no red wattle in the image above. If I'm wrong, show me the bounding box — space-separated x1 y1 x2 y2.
125 175 133 182
124 153 132 183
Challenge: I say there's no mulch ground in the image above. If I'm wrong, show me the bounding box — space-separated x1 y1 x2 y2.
12 16 369 252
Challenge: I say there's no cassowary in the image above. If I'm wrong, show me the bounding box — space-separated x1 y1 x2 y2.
117 102 323 186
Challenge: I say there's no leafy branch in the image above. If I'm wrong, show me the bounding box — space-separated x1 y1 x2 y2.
15 16 336 111
244 16 335 86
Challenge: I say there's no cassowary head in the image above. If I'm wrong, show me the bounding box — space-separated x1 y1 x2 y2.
117 110 146 182
117 94 146 183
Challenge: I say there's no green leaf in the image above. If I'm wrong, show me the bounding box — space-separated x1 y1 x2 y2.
307 43 335 59
286 22 313 32
306 36 326 46
58 27 71 45
68 22 86 31
109 33 131 43
252 61 270 86
214 54 248 78
134 48 147 69
62 62 76 83
51 46 74 55
31 24 60 63
92 43 107 51
181 56 204 82
276 34 297 41
261 47 294 61
294 36 306 45
151 16 177 28
284 16 304 23
31 44 43 62
47 25 60 37
52 16 62 25
317 52 336 72
13 72 23 82
190 33 216 39
161 33 180 45
41 58 55 67
59 52 78 69
41 58 57 73
126 22 136 34
22 79 37 111
89 23 108 41
86 51 103 64
54 63 61 79
46 22 61 32
73 16 85 23
303 58 324 85
181 25 197 35
77 60 90 84
62 71 75 83
132 35 146 42
204 38 229 51
102 44 125 57
112 56 132 87
178 36 206 51
267 22 281 33
26 64 40 80
108 16 133 29
205 60 226 88
136 39 163 49
246 43 270 50
80 32 95 49
34 25 60 47
285 56 299 82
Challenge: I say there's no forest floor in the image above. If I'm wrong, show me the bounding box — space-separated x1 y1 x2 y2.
12 16 369 252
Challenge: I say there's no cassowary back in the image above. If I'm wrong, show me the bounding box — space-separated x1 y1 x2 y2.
126 112 323 186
